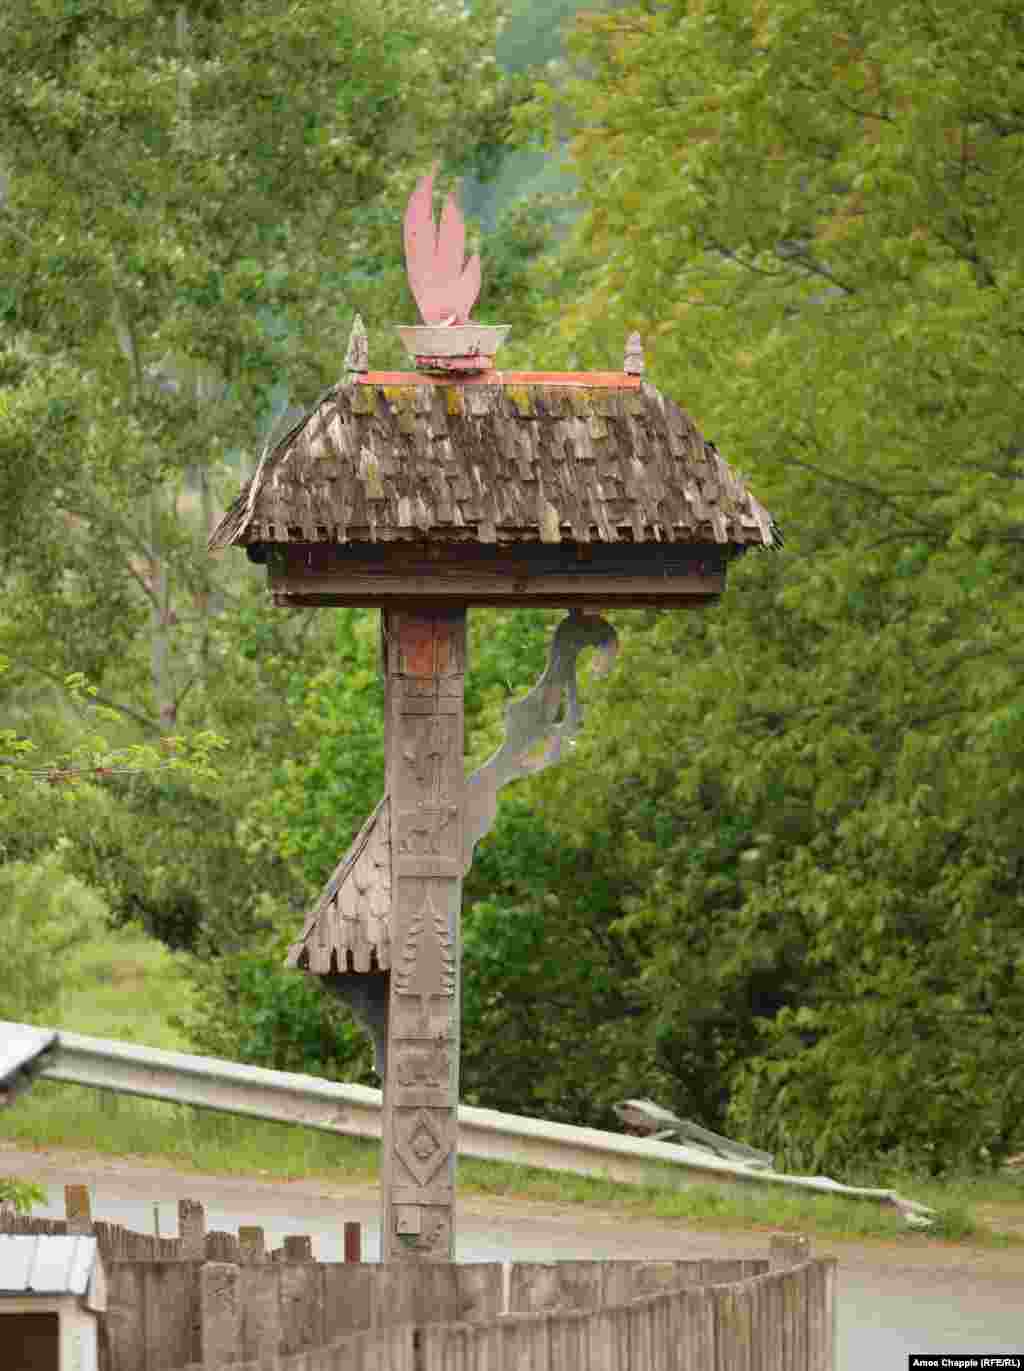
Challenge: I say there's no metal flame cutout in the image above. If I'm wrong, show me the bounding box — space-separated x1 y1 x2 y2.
403 166 481 326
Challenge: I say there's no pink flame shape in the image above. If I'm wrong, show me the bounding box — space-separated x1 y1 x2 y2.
403 166 481 325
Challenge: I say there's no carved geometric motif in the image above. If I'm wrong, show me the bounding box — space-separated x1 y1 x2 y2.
394 992 453 1040
395 1038 451 1089
401 713 449 800
395 1208 451 1255
396 806 458 860
393 887 455 1000
394 1107 452 1187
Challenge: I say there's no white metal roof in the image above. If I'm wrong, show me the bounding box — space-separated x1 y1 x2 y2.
0 1236 106 1310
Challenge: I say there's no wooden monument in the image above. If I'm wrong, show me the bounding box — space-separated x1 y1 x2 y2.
209 168 781 1263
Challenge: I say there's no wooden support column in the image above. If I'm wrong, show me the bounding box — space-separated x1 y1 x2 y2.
380 608 466 1263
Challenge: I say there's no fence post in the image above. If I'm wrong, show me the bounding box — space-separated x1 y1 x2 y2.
200 1262 241 1368
284 1234 313 1262
206 1230 241 1263
770 1233 811 1269
64 1184 92 1236
239 1225 266 1264
344 1221 362 1264
179 1198 206 1260
824 1257 838 1371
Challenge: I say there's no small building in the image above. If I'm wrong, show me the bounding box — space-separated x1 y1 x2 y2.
0 1235 107 1371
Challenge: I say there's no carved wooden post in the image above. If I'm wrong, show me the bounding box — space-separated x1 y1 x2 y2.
209 166 782 1272
380 608 466 1262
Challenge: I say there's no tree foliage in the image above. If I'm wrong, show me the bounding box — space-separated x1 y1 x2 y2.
3 0 1022 1179
0 0 543 991
0 0 513 728
0 847 109 1023
0 1178 47 1216
504 0 1024 1172
168 913 374 1082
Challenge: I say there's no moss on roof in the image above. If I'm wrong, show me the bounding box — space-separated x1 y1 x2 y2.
210 378 782 553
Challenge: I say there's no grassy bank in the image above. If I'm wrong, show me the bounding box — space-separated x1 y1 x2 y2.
3 923 1021 1247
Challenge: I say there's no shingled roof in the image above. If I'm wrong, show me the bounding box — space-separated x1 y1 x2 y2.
287 797 392 976
232 365 781 982
209 374 782 554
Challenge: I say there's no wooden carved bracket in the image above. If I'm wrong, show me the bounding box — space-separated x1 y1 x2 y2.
305 611 617 1089
463 610 618 869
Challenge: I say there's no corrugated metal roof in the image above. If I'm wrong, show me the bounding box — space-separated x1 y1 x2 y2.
0 1235 98 1296
0 1022 57 1088
209 378 782 553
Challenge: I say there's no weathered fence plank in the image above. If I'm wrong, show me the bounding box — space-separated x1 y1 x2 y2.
323 1262 374 1340
748 1274 765 1371
627 1297 650 1371
207 1231 242 1263
201 1263 242 1369
65 1182 93 1235
824 1257 838 1371
103 1260 146 1371
510 1259 603 1314
179 1200 206 1261
238 1262 283 1363
280 1261 325 1355
771 1233 811 1271
454 1263 501 1323
284 1235 314 1263
101 1260 199 1371
238 1226 266 1265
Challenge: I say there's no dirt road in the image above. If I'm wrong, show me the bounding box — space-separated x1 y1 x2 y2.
2 1143 1021 1366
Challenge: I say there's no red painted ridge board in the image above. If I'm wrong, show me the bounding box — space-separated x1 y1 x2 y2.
356 371 642 388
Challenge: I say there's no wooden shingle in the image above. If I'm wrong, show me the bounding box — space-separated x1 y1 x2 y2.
229 370 783 979
210 377 781 557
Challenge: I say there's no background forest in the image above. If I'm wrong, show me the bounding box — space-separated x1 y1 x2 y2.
1 0 1021 1181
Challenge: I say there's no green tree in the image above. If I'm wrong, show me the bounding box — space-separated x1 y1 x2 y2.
0 847 108 1023
0 0 512 732
0 0 533 960
505 0 1024 1171
0 1179 47 1215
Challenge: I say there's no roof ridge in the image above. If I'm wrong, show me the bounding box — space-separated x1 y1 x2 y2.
354 371 641 388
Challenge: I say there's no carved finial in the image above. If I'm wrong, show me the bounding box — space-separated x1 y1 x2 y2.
624 331 645 376
345 314 369 374
403 166 481 325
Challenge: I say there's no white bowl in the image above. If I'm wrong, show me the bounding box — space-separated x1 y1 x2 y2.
396 323 511 362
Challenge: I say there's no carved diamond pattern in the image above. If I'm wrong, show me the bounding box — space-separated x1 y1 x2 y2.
395 1107 450 1187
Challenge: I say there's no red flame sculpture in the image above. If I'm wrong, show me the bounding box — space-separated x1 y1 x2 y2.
403 166 481 326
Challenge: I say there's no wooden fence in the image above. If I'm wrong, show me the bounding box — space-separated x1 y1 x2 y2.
174 1256 835 1371
1 1190 835 1369
0 1186 363 1264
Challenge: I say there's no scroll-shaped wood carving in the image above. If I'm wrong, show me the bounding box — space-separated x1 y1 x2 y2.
463 610 618 870
298 611 617 1091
